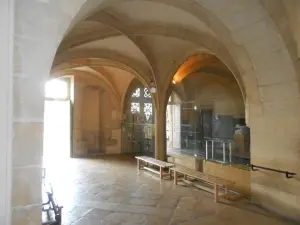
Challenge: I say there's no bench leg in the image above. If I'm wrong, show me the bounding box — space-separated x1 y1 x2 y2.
159 167 163 179
224 185 228 194
184 174 187 180
214 184 219 202
137 159 140 175
168 168 172 179
174 171 177 185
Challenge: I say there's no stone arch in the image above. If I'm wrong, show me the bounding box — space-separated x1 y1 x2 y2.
49 68 122 126
52 58 157 110
70 68 120 102
53 55 152 88
58 23 249 102
58 23 245 114
164 51 246 109
61 69 121 113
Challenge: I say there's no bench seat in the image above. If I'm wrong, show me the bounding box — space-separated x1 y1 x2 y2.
135 156 174 179
170 166 235 202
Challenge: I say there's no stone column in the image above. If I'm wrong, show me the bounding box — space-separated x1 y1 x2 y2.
11 78 45 225
0 0 13 224
11 0 92 224
12 1 48 224
154 95 167 161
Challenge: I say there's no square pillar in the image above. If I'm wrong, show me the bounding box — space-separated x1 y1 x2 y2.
0 0 14 224
154 97 167 161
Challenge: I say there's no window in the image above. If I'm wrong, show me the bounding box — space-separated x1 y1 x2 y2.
131 102 140 113
144 103 152 121
132 88 140 97
129 87 153 122
144 88 151 98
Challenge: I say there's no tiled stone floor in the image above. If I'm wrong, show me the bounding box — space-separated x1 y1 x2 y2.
45 155 296 225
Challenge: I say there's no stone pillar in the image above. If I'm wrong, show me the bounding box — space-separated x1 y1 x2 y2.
11 1 91 225
12 1 47 224
0 0 13 224
155 95 167 161
73 76 84 157
12 80 44 225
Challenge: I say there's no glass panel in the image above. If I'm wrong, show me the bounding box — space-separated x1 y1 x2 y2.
144 103 152 121
131 102 140 113
132 88 140 97
144 125 152 139
144 88 151 98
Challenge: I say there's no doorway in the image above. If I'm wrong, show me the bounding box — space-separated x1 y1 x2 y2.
172 104 181 149
201 109 213 138
43 77 72 174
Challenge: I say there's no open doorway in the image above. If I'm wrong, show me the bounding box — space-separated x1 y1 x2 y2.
43 77 72 174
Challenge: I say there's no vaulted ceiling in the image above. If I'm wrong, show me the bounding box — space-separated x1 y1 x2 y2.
54 0 300 106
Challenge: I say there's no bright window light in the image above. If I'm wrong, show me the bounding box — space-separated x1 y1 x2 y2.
45 79 68 99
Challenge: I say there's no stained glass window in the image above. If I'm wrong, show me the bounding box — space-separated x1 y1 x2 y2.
131 102 140 113
132 88 140 97
144 103 152 121
144 125 152 139
144 88 151 98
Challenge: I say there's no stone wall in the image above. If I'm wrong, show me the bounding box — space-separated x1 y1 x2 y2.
183 73 244 117
73 74 124 156
168 154 250 195
203 161 250 195
73 75 102 156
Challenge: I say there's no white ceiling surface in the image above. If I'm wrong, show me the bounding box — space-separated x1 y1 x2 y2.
104 1 216 36
101 66 135 96
72 35 149 67
65 21 108 37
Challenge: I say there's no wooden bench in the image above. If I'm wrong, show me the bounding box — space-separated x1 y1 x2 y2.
170 167 235 202
135 156 175 179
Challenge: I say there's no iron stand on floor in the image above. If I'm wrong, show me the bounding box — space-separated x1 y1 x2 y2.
42 168 63 225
